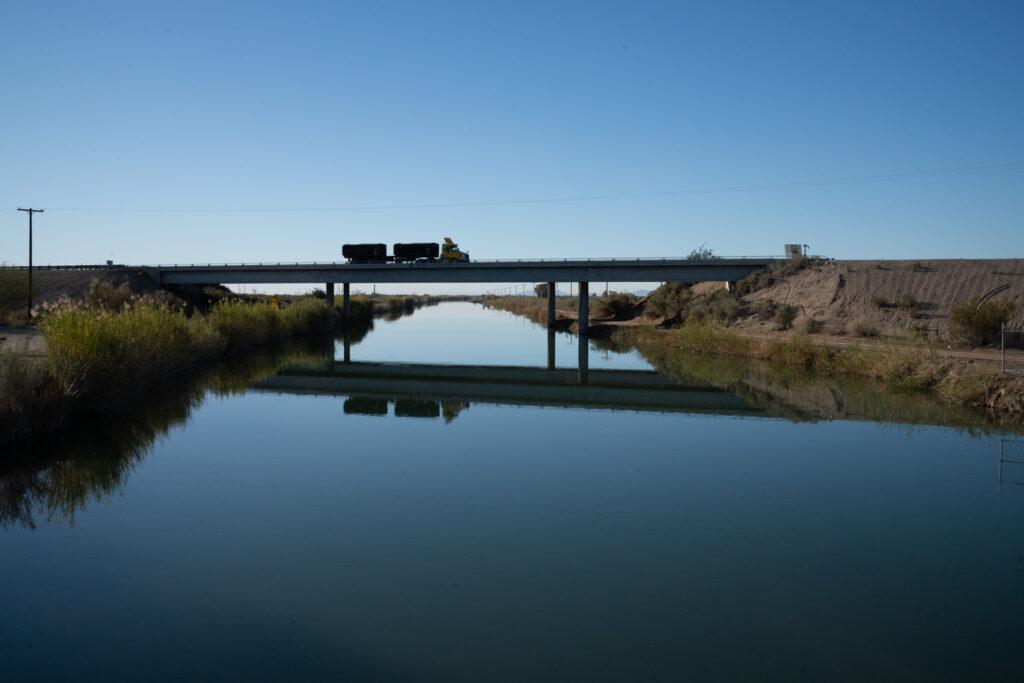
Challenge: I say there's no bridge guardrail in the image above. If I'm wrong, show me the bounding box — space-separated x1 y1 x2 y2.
3 256 784 270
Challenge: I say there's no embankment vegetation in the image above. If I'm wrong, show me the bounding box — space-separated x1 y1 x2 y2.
1 284 334 443
616 322 1024 418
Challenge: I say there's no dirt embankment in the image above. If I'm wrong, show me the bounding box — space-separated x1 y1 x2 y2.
735 259 1024 338
22 268 164 306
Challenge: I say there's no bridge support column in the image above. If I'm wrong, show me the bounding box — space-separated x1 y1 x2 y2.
547 329 556 370
343 282 350 326
325 282 334 309
578 333 589 384
547 282 556 328
578 281 588 336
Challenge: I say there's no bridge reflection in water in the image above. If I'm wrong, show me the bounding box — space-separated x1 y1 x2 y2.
252 359 763 422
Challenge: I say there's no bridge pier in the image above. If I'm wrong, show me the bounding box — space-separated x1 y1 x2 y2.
325 282 334 309
547 329 556 370
578 333 589 384
343 282 350 326
578 281 588 336
547 281 556 328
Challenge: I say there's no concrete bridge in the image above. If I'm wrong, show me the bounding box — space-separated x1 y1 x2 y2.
253 360 762 418
150 257 777 333
18 257 778 333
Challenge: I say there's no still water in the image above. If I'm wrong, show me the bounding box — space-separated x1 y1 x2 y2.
2 302 1023 681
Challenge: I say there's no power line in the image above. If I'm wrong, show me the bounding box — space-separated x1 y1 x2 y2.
39 161 1024 214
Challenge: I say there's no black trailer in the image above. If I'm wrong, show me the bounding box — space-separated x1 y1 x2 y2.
343 397 389 416
342 243 387 263
393 242 440 262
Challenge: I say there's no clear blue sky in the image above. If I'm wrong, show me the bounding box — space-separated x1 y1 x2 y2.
1 1 1022 293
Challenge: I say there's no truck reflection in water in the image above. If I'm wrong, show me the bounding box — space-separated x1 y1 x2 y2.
344 397 470 422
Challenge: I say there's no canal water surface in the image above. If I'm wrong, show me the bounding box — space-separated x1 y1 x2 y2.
2 302 1023 681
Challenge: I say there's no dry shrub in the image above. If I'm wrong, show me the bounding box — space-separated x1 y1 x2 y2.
851 319 879 338
774 304 797 330
750 299 778 321
85 279 185 313
949 298 1015 347
766 334 829 369
645 283 692 320
686 290 740 324
592 293 638 320
733 256 825 297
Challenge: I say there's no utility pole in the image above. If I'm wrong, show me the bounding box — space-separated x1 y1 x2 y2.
17 208 43 319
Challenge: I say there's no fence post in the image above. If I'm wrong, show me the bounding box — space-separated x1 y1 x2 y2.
1001 323 1006 375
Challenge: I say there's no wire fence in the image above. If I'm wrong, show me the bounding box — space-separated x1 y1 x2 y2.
999 439 1024 491
1001 325 1024 375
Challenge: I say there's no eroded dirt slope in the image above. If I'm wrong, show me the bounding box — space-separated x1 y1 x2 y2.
735 259 1024 337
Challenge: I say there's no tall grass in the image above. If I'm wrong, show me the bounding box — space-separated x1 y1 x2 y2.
624 321 1009 414
42 304 210 400
2 296 333 443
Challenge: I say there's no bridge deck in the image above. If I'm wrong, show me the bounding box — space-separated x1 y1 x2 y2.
147 257 777 284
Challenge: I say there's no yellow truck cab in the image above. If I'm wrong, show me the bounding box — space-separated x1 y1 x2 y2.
441 237 470 262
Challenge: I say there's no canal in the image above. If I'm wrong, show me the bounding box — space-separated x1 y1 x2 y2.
2 302 1023 681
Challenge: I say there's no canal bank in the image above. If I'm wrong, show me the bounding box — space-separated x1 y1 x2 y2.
483 295 1024 425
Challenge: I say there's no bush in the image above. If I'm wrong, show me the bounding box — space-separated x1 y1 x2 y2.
84 279 186 313
646 283 692 320
534 283 549 298
872 295 890 308
766 334 829 369
734 256 825 297
949 299 1015 347
774 304 797 330
749 299 778 321
851 318 879 338
85 280 135 311
686 290 740 324
592 292 638 320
